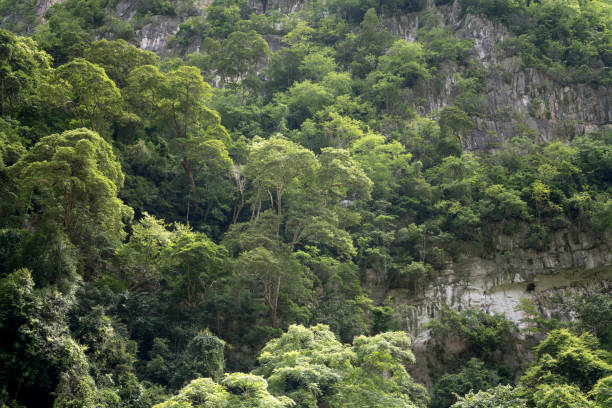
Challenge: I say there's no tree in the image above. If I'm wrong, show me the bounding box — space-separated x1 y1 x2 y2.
299 50 338 82
519 329 612 394
0 119 25 227
0 29 51 117
71 305 140 398
264 21 316 94
42 58 122 135
255 324 352 407
420 27 473 65
533 384 593 408
331 331 429 407
426 307 518 375
0 269 97 407
244 136 317 228
439 105 473 140
351 8 394 77
480 184 529 222
590 376 612 408
173 330 226 387
255 324 428 408
10 128 131 279
154 374 294 408
365 70 404 112
293 113 366 153
126 65 223 142
304 254 372 342
351 133 411 200
236 247 311 327
431 358 502 408
283 80 333 129
451 385 527 408
161 224 230 307
193 139 234 224
217 30 270 84
84 39 159 88
577 294 612 350
115 213 171 290
316 147 372 205
377 40 430 87
126 65 233 223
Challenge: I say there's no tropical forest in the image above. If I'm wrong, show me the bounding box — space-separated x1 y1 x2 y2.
0 0 611 406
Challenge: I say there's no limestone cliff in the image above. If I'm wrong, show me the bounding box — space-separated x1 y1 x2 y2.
104 0 612 335
384 1 611 151
1 0 65 32
121 0 610 147
375 227 612 340
6 0 610 339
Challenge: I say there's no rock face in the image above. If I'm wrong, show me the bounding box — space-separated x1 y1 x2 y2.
136 15 182 57
403 230 611 386
109 0 214 57
248 0 307 14
94 0 610 150
376 2 612 335
381 228 612 340
384 1 611 151
464 65 610 150
1 0 65 31
34 0 66 17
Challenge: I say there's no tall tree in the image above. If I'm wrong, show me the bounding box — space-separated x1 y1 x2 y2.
161 224 230 307
244 136 317 229
42 58 122 135
10 128 131 279
126 65 233 224
84 39 159 88
0 29 51 117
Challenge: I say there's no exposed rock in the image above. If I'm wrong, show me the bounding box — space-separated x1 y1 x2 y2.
111 0 215 57
113 0 138 20
384 1 611 151
34 0 66 17
465 65 611 149
1 0 65 31
248 0 308 14
379 229 612 340
136 15 182 57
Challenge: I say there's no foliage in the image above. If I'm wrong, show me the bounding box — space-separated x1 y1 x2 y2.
0 1 610 406
84 39 159 88
0 269 95 407
576 294 612 350
519 329 612 394
427 307 518 364
461 0 612 83
0 29 51 116
451 384 527 408
42 58 122 135
8 128 131 280
154 374 295 408
431 358 502 408
172 330 226 387
255 324 428 408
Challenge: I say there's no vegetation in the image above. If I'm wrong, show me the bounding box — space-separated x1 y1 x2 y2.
0 0 610 406
461 0 612 84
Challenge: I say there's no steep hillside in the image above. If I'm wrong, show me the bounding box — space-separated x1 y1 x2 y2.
0 0 611 406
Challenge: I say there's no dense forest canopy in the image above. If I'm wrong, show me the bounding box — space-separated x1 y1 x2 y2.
0 0 611 406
